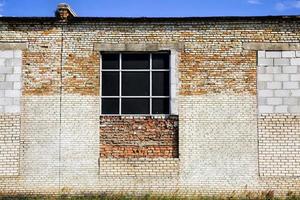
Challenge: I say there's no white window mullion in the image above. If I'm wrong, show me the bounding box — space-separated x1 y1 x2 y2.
150 53 152 115
119 53 122 115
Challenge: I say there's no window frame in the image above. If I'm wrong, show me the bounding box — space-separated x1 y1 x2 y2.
100 51 171 116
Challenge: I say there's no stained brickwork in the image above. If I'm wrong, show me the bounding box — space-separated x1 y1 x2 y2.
100 116 179 158
21 24 62 96
0 15 299 196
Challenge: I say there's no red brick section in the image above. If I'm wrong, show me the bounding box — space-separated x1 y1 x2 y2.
100 116 179 158
63 52 99 96
8 18 297 96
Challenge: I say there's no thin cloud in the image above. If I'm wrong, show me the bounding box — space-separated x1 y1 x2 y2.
0 0 4 17
275 0 300 10
248 0 262 4
292 1 300 7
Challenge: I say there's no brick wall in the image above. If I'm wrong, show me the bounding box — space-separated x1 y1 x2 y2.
257 51 300 178
100 116 179 158
0 114 20 176
0 49 22 176
0 50 22 113
258 114 300 177
0 17 299 195
258 51 300 113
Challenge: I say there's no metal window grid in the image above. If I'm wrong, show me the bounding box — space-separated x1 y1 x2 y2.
101 52 170 116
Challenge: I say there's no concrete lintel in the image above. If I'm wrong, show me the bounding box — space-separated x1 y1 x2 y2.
0 42 27 50
94 42 185 52
243 42 300 51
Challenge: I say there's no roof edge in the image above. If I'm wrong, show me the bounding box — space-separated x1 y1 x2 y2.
0 15 298 23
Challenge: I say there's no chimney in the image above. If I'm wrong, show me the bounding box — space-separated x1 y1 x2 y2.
55 3 77 21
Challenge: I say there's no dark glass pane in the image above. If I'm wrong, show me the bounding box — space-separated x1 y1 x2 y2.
152 53 170 69
152 72 169 96
102 53 119 69
122 53 149 69
152 98 169 114
122 72 149 96
102 98 119 114
122 98 149 114
102 72 119 96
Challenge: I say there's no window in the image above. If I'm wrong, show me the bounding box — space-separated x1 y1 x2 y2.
101 52 170 115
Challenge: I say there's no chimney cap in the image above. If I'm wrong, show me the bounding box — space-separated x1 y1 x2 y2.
55 3 77 21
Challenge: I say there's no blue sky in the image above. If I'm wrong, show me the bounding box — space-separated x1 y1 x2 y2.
0 0 299 17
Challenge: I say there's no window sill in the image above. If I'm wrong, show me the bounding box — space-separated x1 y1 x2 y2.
99 114 178 119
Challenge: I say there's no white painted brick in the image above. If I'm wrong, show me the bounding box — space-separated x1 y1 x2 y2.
258 74 273 81
291 58 300 65
274 58 290 66
0 51 14 58
267 82 282 89
5 90 21 97
283 82 299 89
258 58 273 66
13 66 21 74
274 74 289 81
259 106 273 113
257 82 266 90
291 90 300 97
258 90 273 97
13 50 22 58
4 105 20 113
13 59 22 68
257 51 265 58
274 90 290 97
265 66 281 73
13 98 20 105
0 75 4 81
289 106 300 113
274 105 288 113
284 98 298 105
258 97 267 105
0 98 13 106
0 82 13 90
282 51 296 58
290 74 300 81
267 98 282 105
282 66 298 73
6 74 21 82
257 66 265 74
13 82 22 90
266 51 281 58
0 66 13 73
0 58 5 66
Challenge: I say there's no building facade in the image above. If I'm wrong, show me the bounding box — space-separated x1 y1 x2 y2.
0 4 300 196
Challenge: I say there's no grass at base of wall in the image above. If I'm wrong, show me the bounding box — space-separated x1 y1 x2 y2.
1 191 300 200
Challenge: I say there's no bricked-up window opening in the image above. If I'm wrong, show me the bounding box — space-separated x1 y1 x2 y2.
101 52 170 115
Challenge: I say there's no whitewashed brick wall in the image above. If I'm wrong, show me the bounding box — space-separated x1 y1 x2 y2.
0 114 20 176
179 94 259 192
258 114 300 177
0 50 21 176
